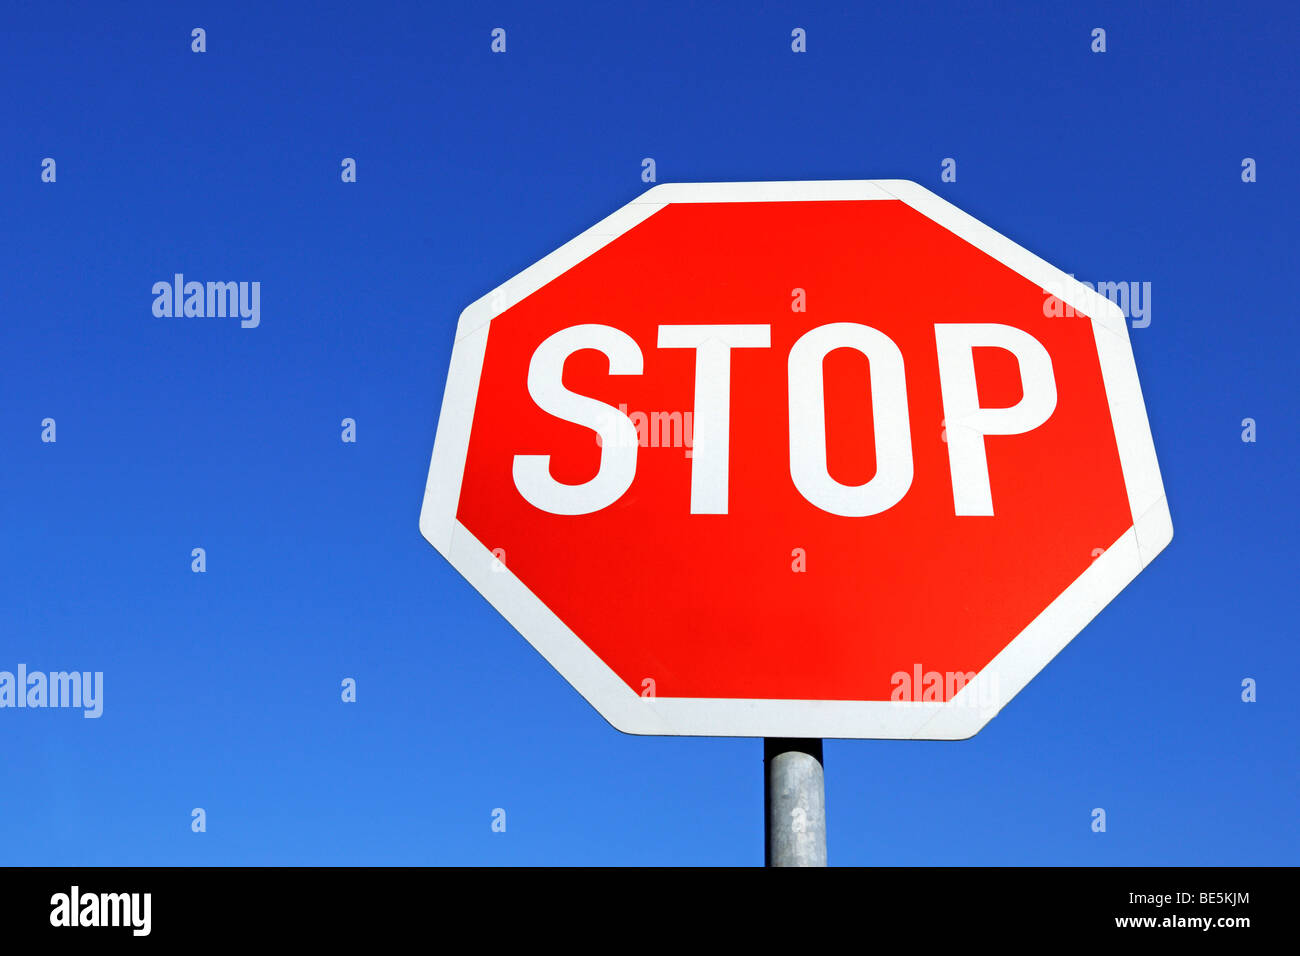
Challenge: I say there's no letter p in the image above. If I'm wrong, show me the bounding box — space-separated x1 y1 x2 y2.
935 323 1057 516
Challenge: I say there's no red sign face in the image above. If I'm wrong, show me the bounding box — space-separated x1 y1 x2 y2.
421 181 1171 739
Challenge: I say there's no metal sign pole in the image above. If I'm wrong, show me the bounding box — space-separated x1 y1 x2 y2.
764 738 826 866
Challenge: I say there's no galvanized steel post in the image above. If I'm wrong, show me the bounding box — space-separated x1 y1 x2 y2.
764 738 826 866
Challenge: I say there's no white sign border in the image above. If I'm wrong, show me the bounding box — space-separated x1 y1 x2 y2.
419 180 1173 739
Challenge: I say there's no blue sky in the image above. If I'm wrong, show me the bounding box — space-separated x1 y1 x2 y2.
1 0 1295 865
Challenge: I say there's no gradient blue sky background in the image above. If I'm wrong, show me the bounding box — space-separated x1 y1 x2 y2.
2 1 1295 865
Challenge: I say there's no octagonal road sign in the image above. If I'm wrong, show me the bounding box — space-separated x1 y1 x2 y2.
418 180 1172 739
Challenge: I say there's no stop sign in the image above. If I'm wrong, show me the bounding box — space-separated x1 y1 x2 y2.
419 180 1171 739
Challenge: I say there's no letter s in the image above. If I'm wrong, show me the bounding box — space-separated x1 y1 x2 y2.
512 325 643 514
